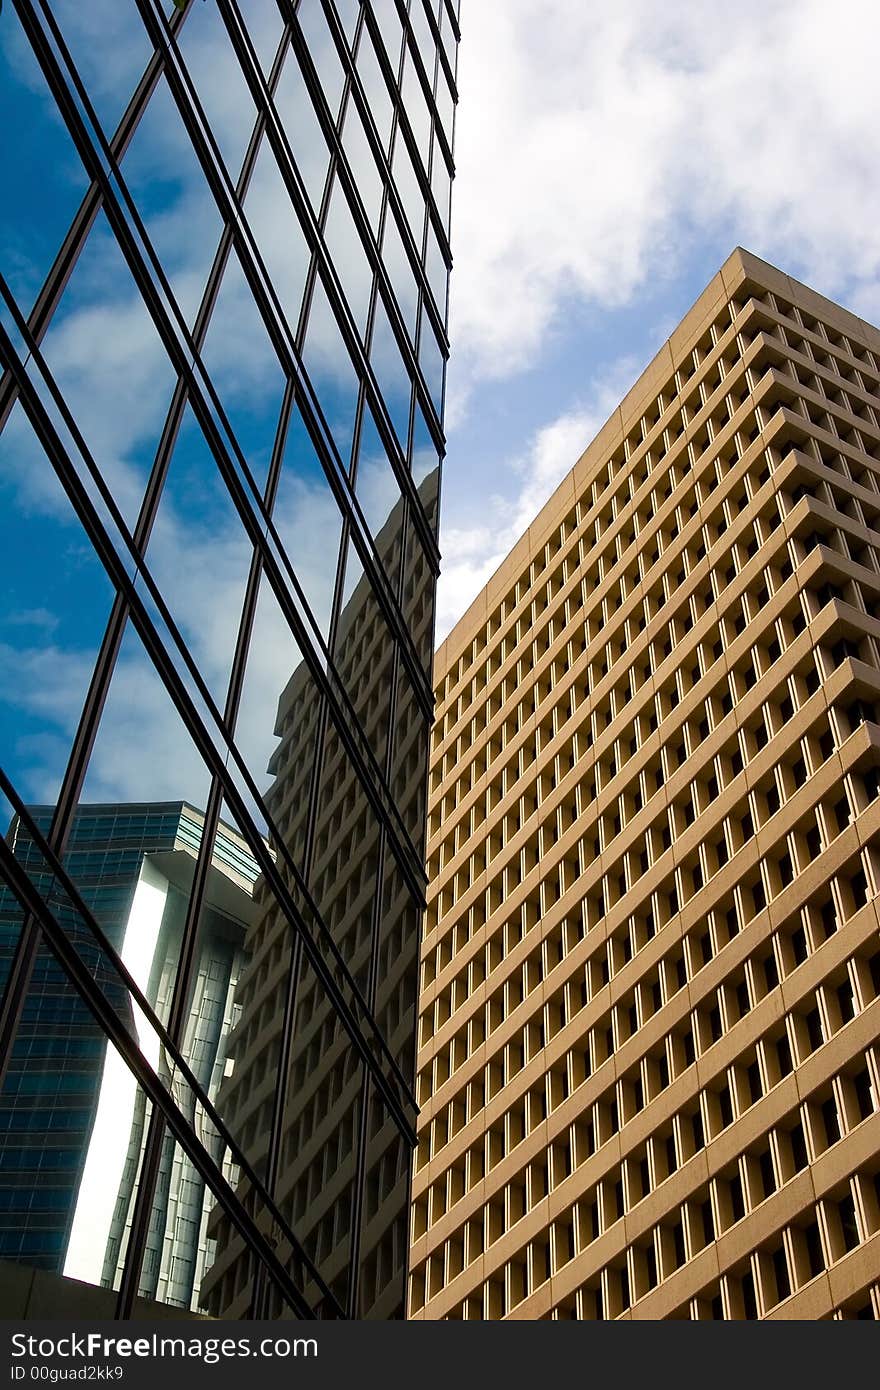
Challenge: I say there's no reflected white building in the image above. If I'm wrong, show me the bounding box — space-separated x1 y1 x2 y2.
0 803 257 1311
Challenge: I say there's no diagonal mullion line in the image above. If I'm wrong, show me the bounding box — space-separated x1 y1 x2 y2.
0 782 342 1315
283 0 448 555
26 0 432 894
388 0 456 253
271 0 446 568
0 4 191 437
115 382 298 1321
33 0 437 747
0 268 421 1118
143 0 440 720
417 0 459 125
0 21 288 1105
316 0 452 348
0 308 419 1141
0 811 333 1321
146 0 442 668
167 0 443 610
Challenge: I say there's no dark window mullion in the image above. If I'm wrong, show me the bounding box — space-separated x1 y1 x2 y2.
0 314 419 1143
284 0 445 562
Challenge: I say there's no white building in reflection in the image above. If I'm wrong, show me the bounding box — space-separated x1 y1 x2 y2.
0 803 256 1311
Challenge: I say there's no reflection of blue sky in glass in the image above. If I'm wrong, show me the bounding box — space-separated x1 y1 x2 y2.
0 21 90 310
0 403 116 804
0 0 449 817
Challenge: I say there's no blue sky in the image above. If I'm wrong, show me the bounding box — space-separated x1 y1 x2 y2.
2 0 880 813
436 0 880 636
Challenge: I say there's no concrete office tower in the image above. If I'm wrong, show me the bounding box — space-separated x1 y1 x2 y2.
411 249 880 1321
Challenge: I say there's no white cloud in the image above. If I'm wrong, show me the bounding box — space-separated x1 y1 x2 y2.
436 361 636 641
449 0 880 402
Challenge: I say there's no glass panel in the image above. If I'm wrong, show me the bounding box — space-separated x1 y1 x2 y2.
354 404 404 544
401 481 439 675
0 402 116 805
323 175 375 343
197 245 288 495
143 403 256 711
273 42 332 214
372 852 420 1089
370 296 413 454
407 0 437 82
33 209 179 532
244 137 312 337
175 0 259 182
271 401 345 646
381 210 419 342
335 537 398 774
50 0 153 143
303 275 361 467
391 131 426 251
430 135 452 237
389 661 429 851
418 302 444 421
410 395 440 493
401 46 432 172
243 0 287 76
439 0 458 74
233 565 321 834
297 0 346 126
435 62 455 147
424 213 448 319
332 0 363 47
371 0 404 77
0 10 92 313
355 23 394 154
357 1078 411 1317
121 72 225 327
341 97 385 237
78 624 210 810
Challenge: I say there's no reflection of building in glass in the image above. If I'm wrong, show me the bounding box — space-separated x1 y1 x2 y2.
0 803 255 1311
202 469 438 1319
0 0 457 1319
412 251 880 1322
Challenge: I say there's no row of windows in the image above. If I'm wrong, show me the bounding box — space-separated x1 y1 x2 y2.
435 289 880 720
412 1050 880 1318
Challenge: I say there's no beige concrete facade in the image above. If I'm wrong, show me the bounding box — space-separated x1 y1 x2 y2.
410 249 880 1320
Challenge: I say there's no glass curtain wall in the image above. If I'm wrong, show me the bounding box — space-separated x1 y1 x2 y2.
0 0 458 1320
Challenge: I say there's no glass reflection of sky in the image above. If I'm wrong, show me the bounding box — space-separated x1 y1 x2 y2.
0 0 452 820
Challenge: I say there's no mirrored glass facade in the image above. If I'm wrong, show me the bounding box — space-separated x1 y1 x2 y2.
0 0 458 1320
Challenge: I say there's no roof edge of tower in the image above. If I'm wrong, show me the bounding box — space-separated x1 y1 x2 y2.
435 246 880 683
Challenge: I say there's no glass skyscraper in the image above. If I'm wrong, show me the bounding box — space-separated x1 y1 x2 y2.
0 0 458 1320
0 802 256 1309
